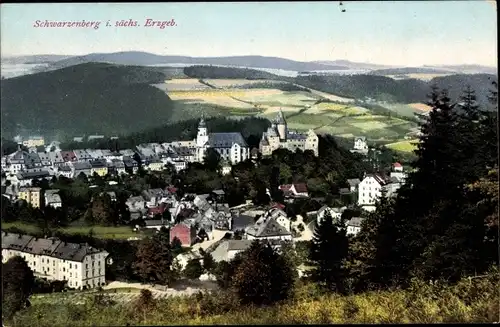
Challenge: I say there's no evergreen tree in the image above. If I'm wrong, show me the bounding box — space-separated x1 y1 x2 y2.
2 256 35 320
183 259 203 279
231 241 295 305
310 210 349 293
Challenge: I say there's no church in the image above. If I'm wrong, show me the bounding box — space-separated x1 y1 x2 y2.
195 118 250 164
259 110 319 156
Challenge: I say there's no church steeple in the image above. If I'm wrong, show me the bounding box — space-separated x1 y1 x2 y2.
276 108 287 141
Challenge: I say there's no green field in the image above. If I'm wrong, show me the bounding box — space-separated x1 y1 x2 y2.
385 140 419 153
158 80 421 144
2 222 138 240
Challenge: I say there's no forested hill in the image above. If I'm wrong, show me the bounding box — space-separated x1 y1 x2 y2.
0 63 176 139
183 65 289 80
294 73 497 109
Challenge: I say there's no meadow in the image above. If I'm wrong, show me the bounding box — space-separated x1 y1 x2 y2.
153 78 421 144
1 222 138 240
385 139 419 153
8 274 499 326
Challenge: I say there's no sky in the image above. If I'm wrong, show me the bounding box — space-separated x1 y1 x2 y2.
0 1 497 66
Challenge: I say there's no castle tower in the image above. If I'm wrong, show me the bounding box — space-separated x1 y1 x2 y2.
276 109 287 141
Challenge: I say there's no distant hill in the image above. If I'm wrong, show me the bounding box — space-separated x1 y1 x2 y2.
2 54 73 65
1 63 176 139
424 64 497 75
41 52 350 72
369 67 456 75
312 60 397 70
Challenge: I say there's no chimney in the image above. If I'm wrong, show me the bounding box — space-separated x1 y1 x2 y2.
64 241 67 246
52 239 56 244
18 234 22 239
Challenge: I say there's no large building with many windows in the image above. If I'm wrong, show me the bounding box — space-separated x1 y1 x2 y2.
194 118 250 164
1 232 109 290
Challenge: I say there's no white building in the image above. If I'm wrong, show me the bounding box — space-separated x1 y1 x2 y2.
1 232 109 290
210 240 253 263
346 217 364 236
316 206 347 225
45 189 62 208
259 110 319 156
351 137 369 155
194 118 250 165
245 215 293 241
357 173 401 211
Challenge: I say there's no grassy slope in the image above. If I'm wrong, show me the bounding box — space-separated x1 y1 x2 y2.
1 222 137 240
0 63 177 138
10 276 499 326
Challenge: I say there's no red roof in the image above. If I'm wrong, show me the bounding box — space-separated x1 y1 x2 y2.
270 202 285 209
60 151 76 162
166 186 177 193
393 162 402 168
148 206 166 215
293 183 308 193
279 184 293 191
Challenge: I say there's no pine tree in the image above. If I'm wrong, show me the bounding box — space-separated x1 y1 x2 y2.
2 256 35 320
231 241 295 305
310 210 349 293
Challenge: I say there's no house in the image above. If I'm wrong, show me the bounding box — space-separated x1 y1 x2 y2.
5 146 30 175
48 151 65 167
147 204 168 218
57 165 74 179
1 232 109 290
90 159 108 176
18 187 42 208
263 207 291 232
221 161 232 175
351 136 368 155
210 240 253 263
358 173 400 211
279 183 309 198
173 251 203 270
346 178 361 193
126 196 146 213
139 219 170 231
211 189 225 203
123 157 139 174
146 160 164 171
231 214 256 233
73 137 84 143
346 217 364 236
22 136 45 148
60 151 77 163
110 159 126 175
316 206 347 225
45 189 62 208
245 215 293 241
37 152 53 169
87 135 105 141
72 162 92 178
73 150 93 163
14 171 51 187
390 163 407 183
142 188 165 208
170 223 197 247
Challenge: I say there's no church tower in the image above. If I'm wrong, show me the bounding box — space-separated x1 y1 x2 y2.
196 117 209 162
196 117 208 147
276 109 287 141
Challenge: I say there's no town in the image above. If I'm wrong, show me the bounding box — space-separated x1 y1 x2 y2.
1 110 408 291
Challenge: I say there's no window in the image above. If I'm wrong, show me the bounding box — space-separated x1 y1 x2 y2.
86 264 88 269
53 261 55 266
69 263 72 269
86 271 89 278
63 267 66 272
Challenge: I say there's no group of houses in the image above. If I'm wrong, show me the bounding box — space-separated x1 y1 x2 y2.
1 112 319 190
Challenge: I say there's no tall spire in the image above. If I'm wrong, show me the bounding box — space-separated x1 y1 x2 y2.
199 113 206 128
276 108 286 125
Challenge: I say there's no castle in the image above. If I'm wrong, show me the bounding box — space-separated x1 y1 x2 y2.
259 110 318 156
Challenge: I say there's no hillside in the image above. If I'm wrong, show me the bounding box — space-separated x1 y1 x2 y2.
0 63 177 138
183 65 288 80
43 52 350 72
369 67 455 75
